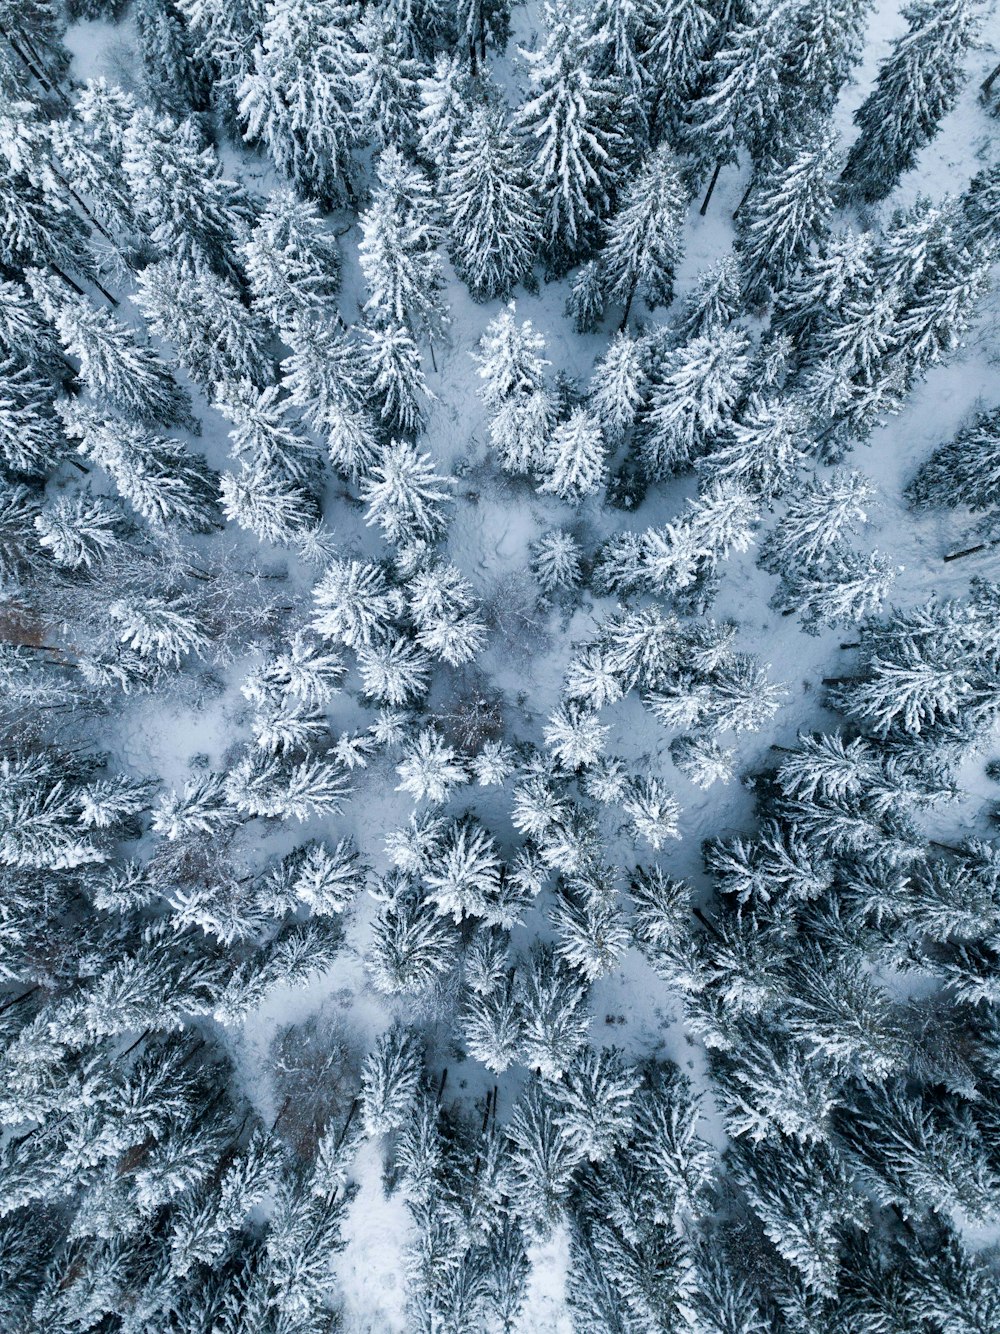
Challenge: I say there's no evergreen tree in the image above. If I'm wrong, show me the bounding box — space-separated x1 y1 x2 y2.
473 303 550 408
506 1081 581 1233
368 876 458 995
673 254 743 343
238 0 360 202
842 0 980 203
517 943 590 1079
587 330 644 443
360 440 452 545
600 143 686 326
532 529 583 593
358 148 448 343
736 129 837 307
53 296 194 430
444 102 541 301
360 1024 423 1136
778 545 895 632
463 969 524 1073
59 402 221 532
361 323 431 436
702 394 809 500
907 407 1000 514
639 328 750 478
122 109 256 280
133 262 274 393
516 0 626 268
538 408 607 503
416 52 471 172
241 188 341 325
566 259 606 333
352 12 422 149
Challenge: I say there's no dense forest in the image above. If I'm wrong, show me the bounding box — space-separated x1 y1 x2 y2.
0 0 999 1328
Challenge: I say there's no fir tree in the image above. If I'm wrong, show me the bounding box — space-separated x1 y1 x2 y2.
736 129 837 307
360 440 452 545
352 13 421 149
566 259 606 333
538 408 607 503
600 143 686 327
506 1082 581 1233
368 876 458 995
241 188 341 325
639 328 750 478
842 0 980 203
53 296 194 430
532 529 583 593
416 52 471 172
360 1024 423 1136
463 970 524 1073
444 102 540 301
473 303 549 408
516 0 626 268
358 148 448 343
517 943 590 1079
588 330 644 443
238 0 360 202
361 322 431 436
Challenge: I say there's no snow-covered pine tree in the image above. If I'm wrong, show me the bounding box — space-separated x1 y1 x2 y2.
516 0 626 269
361 322 431 436
358 148 448 344
444 102 540 301
59 402 221 532
122 109 256 280
463 971 524 1073
361 440 452 545
759 468 873 573
368 875 458 995
132 261 274 393
778 545 895 633
565 259 606 333
396 726 469 804
360 1024 423 1136
489 386 557 476
906 407 1000 514
52 295 194 430
639 328 750 478
643 0 718 137
736 128 837 307
473 303 550 409
215 378 320 480
841 0 980 203
352 12 421 150
600 143 686 327
701 394 809 501
312 558 400 648
416 52 471 172
33 492 126 570
532 529 583 594
241 188 341 326
220 462 319 544
238 0 359 203
783 0 873 120
538 407 606 503
683 6 794 212
517 943 590 1079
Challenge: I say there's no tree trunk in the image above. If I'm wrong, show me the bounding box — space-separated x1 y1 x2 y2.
469 36 477 77
50 264 86 298
981 59 1000 98
822 676 860 686
781 606 796 617
618 277 637 332
944 541 994 562
0 985 40 1015
699 161 723 216
840 641 860 649
732 178 754 219
692 904 723 941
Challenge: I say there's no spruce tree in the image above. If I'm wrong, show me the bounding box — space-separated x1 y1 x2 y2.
516 0 626 268
444 102 540 301
600 143 686 327
842 0 980 203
